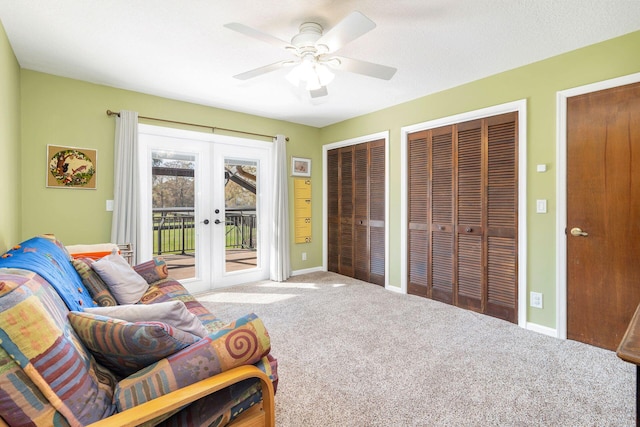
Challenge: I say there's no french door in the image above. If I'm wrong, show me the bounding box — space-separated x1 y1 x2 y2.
138 124 272 294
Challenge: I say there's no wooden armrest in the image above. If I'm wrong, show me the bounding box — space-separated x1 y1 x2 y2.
87 365 275 427
617 302 640 365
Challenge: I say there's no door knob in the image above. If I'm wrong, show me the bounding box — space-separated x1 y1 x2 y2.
214 219 222 225
570 227 588 237
202 219 210 225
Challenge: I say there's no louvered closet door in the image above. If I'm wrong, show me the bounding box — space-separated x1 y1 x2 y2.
430 127 455 304
339 146 354 277
327 149 339 272
368 140 385 286
408 131 430 296
407 112 518 323
327 141 385 285
354 143 369 281
485 113 518 322
456 119 484 311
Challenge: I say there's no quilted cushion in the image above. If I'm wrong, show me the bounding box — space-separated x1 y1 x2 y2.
91 253 149 304
0 345 66 426
84 300 209 338
72 257 117 306
141 280 226 332
0 269 116 425
133 257 169 284
68 311 200 378
114 313 270 411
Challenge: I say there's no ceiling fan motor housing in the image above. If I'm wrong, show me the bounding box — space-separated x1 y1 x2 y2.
291 22 328 55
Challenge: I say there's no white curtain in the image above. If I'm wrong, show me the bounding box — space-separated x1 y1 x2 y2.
110 110 140 264
270 134 291 281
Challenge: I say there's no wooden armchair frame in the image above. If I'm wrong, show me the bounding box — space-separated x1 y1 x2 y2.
87 365 275 427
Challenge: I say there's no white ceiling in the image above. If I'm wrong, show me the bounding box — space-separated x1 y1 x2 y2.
1 0 640 128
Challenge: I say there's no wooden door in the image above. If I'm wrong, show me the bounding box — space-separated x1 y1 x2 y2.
407 112 518 323
407 130 430 296
327 149 339 272
485 114 518 322
327 141 385 285
430 127 455 304
456 120 483 312
339 146 354 277
368 140 386 286
354 143 369 281
567 82 640 350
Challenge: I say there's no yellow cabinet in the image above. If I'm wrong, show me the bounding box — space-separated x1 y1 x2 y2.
294 178 311 243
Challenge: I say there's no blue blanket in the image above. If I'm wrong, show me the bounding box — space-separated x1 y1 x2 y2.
0 237 96 311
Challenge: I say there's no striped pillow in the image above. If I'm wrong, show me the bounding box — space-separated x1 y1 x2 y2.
133 257 169 284
68 311 200 378
72 257 117 306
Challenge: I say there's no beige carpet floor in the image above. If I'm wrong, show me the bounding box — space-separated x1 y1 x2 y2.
198 271 635 426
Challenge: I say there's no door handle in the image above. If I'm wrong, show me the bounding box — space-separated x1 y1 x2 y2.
214 219 222 225
570 227 588 237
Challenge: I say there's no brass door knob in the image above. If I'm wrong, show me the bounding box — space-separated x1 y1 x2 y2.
570 227 588 237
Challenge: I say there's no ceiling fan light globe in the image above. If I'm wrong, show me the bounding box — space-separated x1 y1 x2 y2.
305 71 322 91
314 63 335 86
285 66 303 86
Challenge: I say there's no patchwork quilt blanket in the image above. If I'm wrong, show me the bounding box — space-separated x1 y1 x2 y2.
0 236 95 310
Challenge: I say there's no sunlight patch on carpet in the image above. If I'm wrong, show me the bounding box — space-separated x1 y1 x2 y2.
198 292 297 304
258 282 319 290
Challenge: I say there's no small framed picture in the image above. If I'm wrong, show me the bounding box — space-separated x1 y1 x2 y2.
291 156 311 177
47 145 97 189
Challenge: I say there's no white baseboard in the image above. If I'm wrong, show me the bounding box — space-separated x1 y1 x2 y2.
526 322 558 338
385 285 404 294
291 266 325 276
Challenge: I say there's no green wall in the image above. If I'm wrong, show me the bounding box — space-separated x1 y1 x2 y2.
0 20 21 253
320 30 640 329
19 71 322 271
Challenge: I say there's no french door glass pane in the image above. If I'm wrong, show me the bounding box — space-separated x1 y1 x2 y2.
151 150 196 280
224 158 258 273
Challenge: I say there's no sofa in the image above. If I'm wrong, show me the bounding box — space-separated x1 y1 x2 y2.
0 235 277 426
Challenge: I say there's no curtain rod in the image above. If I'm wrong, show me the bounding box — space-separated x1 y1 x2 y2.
106 110 288 141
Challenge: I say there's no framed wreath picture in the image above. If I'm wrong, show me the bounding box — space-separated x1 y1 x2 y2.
291 156 311 177
47 145 97 189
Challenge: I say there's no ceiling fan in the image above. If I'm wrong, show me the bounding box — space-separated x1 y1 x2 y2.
224 11 397 98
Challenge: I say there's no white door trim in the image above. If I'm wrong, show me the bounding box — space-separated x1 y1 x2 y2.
555 72 640 340
399 99 528 328
322 131 390 289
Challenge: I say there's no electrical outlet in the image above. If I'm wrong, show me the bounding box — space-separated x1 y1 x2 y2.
530 291 543 308
302 252 307 261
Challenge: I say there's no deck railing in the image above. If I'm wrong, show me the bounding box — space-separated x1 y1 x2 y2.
153 207 257 256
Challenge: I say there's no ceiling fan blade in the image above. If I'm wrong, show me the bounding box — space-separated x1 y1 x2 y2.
310 86 328 98
317 11 376 53
233 61 291 80
333 56 397 80
224 22 293 50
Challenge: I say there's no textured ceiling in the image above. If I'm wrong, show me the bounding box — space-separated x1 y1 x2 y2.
1 0 639 127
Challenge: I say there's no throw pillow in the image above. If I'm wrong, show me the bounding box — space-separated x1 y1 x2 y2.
68 311 200 378
84 300 208 338
91 253 149 304
72 257 118 306
133 257 169 284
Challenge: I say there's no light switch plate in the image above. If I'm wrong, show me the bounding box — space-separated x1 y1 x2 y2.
106 200 114 211
536 199 547 213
